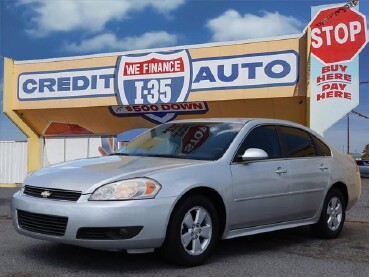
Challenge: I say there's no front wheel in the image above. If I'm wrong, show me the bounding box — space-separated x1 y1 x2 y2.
311 188 346 239
161 195 219 266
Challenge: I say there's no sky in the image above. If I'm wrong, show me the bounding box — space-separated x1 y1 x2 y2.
0 0 368 153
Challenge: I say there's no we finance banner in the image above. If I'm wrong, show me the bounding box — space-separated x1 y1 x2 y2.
308 1 367 135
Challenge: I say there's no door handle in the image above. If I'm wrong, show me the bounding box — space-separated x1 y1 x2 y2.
319 164 329 170
275 167 287 174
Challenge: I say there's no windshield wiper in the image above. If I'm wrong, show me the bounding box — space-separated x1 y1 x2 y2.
109 153 131 156
111 153 207 160
144 154 180 158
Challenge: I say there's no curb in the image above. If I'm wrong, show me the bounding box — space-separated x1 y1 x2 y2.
346 217 369 224
0 184 22 188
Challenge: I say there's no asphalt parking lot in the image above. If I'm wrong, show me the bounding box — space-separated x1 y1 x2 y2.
1 179 369 277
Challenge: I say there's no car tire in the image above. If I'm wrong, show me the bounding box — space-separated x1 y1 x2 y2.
311 188 346 239
161 195 219 267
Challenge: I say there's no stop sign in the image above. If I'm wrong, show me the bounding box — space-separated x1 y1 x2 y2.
309 7 368 64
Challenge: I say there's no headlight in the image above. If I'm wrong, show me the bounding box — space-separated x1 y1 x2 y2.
89 178 161 201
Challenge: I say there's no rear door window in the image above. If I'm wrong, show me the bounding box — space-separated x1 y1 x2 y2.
312 136 331 156
279 126 317 158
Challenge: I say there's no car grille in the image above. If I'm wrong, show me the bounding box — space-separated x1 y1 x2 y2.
17 210 68 237
23 185 82 201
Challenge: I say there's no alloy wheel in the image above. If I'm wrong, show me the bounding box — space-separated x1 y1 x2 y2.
327 196 343 231
180 206 212 256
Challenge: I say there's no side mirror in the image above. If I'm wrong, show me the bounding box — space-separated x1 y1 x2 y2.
241 148 268 161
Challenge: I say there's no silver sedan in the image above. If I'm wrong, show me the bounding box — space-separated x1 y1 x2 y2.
12 118 361 266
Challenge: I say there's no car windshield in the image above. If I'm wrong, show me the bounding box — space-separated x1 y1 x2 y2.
114 122 244 160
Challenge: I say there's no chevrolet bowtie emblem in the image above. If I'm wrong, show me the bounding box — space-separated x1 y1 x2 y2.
41 191 52 198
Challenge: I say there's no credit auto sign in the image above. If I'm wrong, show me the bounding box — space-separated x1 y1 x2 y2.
18 49 299 124
18 50 298 102
309 7 368 64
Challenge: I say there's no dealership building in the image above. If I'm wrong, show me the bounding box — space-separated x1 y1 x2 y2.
1 3 367 182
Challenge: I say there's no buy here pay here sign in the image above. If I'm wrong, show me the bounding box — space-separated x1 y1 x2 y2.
308 2 368 135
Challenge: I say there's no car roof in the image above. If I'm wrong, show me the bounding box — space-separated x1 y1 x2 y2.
169 117 326 141
170 118 251 124
170 118 306 127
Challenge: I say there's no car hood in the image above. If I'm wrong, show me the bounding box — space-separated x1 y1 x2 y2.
25 155 204 193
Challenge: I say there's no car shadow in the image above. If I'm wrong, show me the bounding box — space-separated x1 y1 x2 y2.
20 226 316 273
214 226 313 257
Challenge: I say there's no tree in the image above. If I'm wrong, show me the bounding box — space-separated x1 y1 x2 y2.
362 144 369 159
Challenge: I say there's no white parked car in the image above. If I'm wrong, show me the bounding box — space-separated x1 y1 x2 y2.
12 118 361 266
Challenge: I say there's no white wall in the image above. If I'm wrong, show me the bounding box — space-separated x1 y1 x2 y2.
0 137 118 184
43 136 115 166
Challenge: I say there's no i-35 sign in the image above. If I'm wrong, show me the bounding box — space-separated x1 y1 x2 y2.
309 6 368 64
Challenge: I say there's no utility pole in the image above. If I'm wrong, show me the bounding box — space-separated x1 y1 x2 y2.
347 113 350 154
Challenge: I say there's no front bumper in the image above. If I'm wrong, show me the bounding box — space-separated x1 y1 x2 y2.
12 191 177 251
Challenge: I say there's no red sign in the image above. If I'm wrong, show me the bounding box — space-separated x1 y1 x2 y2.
310 7 367 64
181 126 209 154
123 58 184 76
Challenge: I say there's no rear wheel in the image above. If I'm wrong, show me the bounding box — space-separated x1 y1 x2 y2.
161 195 219 266
311 188 346 239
